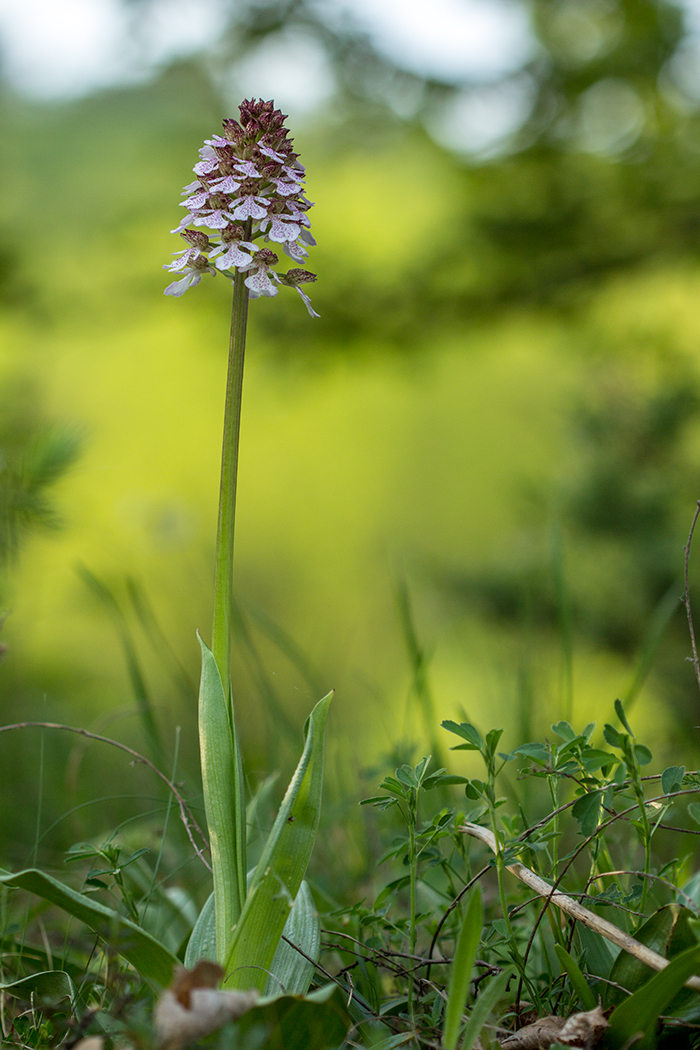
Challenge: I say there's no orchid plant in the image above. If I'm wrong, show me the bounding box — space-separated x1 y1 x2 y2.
0 100 331 1014
163 99 330 993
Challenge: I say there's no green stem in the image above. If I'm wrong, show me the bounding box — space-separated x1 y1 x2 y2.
201 264 251 960
489 806 513 942
484 757 514 942
408 803 417 1020
632 779 651 913
211 267 250 695
548 775 559 880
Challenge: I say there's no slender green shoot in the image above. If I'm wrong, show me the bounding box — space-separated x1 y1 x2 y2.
443 887 483 1050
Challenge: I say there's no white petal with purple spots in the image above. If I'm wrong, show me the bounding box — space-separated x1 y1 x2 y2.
244 266 280 297
194 158 220 176
182 191 209 209
231 196 269 220
259 145 286 163
234 160 261 178
262 215 301 243
210 175 241 193
271 178 302 196
212 243 256 271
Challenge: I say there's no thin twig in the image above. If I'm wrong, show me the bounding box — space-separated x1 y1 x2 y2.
279 935 349 994
425 865 491 982
683 500 700 693
516 772 700 845
461 823 700 991
586 870 700 915
0 722 211 872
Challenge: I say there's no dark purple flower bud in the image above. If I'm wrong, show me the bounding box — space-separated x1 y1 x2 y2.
279 269 317 287
180 229 211 250
220 224 246 244
255 248 279 267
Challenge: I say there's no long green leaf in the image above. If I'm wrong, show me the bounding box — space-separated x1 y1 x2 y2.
266 879 320 996
224 692 332 990
237 983 350 1050
443 887 483 1050
460 969 512 1050
606 943 700 1050
607 905 678 1005
0 868 177 988
555 944 596 1011
0 934 85 980
185 880 320 996
0 970 75 1005
198 633 247 965
184 889 216 969
575 925 617 980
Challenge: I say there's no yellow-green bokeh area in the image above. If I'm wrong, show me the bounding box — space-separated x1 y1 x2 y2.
1 64 700 815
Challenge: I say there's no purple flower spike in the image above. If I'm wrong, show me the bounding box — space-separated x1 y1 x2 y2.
164 98 317 316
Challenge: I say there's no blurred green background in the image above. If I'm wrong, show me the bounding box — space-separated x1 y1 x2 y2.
2 0 700 861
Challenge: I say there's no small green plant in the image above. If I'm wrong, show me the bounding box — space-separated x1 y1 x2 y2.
64 838 150 923
361 756 465 1018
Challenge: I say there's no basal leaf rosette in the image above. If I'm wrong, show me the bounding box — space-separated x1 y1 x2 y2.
164 98 318 316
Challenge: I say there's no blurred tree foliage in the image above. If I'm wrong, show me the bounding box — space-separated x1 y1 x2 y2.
114 0 700 340
4 0 698 341
439 364 700 719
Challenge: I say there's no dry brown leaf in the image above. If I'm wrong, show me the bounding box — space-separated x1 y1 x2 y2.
499 1015 566 1049
499 1006 608 1050
171 959 224 1009
154 961 258 1050
72 1040 105 1050
558 1005 608 1048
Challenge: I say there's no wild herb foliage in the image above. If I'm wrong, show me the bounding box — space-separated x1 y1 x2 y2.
6 698 700 1047
326 702 700 1048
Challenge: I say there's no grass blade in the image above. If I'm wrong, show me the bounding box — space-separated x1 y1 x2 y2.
77 565 164 765
443 887 483 1050
460 969 511 1050
554 944 597 1011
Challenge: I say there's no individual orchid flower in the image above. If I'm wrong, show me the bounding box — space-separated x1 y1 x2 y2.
278 269 320 318
209 224 258 272
163 240 216 298
244 248 281 298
